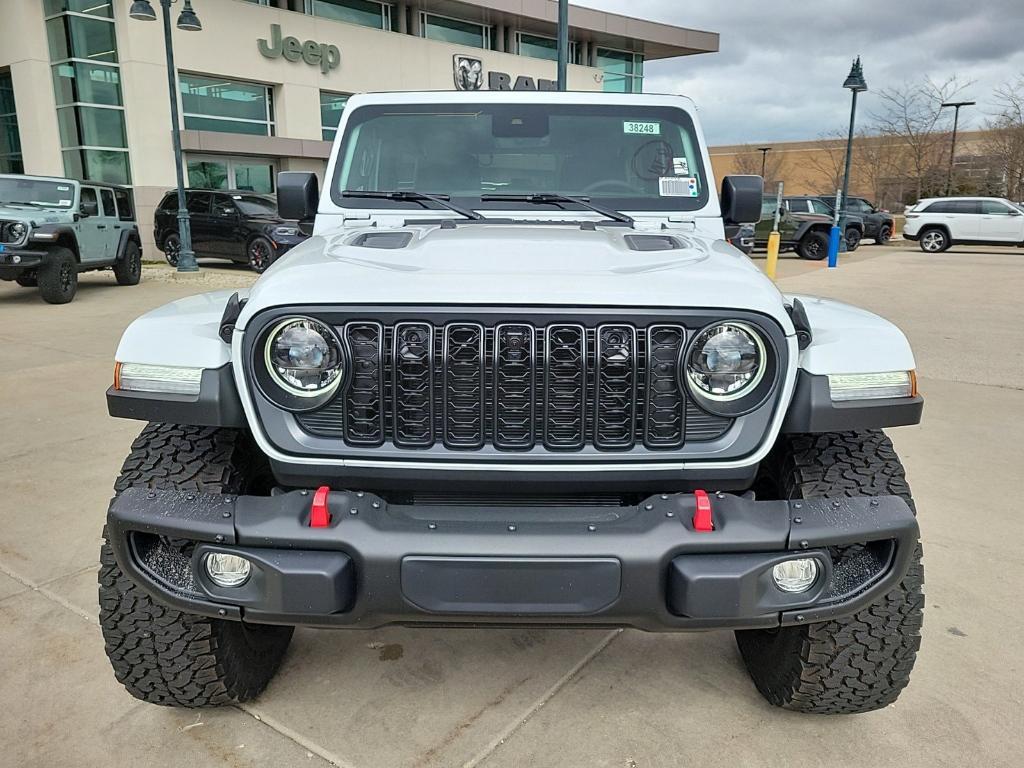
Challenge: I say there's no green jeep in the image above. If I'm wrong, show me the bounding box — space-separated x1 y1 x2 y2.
0 174 142 304
754 196 835 260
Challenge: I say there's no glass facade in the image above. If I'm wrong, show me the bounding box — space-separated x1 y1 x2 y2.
516 33 577 64
421 13 491 49
46 4 130 184
596 48 644 93
187 155 277 194
320 92 350 141
309 0 391 30
0 72 23 174
179 73 275 136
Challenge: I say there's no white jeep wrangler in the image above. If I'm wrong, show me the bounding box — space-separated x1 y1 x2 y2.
101 91 924 714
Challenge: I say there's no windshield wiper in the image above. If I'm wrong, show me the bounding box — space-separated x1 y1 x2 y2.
480 193 634 226
342 190 485 221
1 200 47 208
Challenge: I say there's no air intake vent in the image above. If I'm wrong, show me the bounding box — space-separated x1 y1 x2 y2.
350 231 414 249
623 234 681 251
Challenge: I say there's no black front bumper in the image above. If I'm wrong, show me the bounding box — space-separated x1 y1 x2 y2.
107 488 918 631
0 248 47 275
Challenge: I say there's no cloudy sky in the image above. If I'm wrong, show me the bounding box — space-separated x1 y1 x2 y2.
579 0 1024 145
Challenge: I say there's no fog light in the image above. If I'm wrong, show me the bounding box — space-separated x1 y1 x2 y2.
205 552 251 587
772 558 818 593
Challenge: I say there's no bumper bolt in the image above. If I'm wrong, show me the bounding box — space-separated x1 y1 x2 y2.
224 497 234 503
218 609 227 616
793 502 802 509
356 491 364 498
147 492 156 499
660 494 669 500
799 540 809 549
796 614 805 622
793 517 802 524
832 500 842 508
665 511 674 518
508 524 517 532
587 524 597 532
350 508 359 516
300 489 309 496
870 499 879 506
372 501 381 509
222 511 231 518
644 503 653 511
215 534 225 543
428 523 437 530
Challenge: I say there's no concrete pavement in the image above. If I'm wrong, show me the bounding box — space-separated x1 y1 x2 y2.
1 244 1022 768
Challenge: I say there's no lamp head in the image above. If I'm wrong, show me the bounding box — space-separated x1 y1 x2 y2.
843 57 868 92
128 0 157 21
177 0 202 31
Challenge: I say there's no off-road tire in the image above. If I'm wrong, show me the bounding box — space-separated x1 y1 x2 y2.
113 240 142 285
844 227 861 251
797 230 829 260
98 423 293 708
38 247 78 304
736 430 924 714
15 275 37 287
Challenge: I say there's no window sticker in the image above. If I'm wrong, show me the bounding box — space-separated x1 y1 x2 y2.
58 199 72 206
57 185 71 191
659 176 700 197
672 157 689 175
623 120 660 135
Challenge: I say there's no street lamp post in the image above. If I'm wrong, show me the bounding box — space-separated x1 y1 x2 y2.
556 0 568 91
835 57 867 261
129 0 203 273
941 100 975 195
757 147 771 179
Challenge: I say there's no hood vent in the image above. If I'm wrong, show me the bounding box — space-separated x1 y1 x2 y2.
350 231 414 249
623 234 681 251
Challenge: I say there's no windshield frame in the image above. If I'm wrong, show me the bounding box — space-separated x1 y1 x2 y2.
329 102 710 216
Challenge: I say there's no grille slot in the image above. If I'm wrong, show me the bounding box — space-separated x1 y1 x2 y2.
296 319 734 451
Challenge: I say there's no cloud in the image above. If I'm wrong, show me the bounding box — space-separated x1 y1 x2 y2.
578 0 1024 143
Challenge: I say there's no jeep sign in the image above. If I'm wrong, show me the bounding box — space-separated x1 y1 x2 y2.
258 24 340 75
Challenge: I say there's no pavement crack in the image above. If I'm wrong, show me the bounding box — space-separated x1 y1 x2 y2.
236 704 359 768
0 559 98 625
461 629 622 768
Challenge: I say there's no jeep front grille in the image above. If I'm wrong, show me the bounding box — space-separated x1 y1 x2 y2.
296 320 731 452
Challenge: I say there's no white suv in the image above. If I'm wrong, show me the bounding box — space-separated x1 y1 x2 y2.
904 196 1024 252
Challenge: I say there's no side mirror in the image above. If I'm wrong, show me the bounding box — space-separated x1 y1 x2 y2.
720 175 763 226
277 172 319 223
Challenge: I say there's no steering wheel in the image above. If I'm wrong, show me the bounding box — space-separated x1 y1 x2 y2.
581 180 636 196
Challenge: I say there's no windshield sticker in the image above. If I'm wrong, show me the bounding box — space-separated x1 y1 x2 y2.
623 121 660 135
672 157 689 175
57 185 71 191
660 177 700 197
58 199 72 206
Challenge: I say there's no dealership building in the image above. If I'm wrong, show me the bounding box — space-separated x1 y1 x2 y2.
0 0 717 250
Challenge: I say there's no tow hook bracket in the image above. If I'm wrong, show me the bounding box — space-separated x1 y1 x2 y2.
693 489 714 532
310 485 332 528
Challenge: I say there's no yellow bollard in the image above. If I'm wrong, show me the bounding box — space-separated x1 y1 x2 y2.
765 230 781 280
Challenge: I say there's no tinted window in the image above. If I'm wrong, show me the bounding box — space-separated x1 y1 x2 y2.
186 192 211 214
849 198 873 213
79 186 98 215
951 200 980 214
99 188 115 217
760 199 777 218
158 193 177 211
785 199 808 212
231 194 277 216
212 195 237 216
114 188 134 221
810 200 833 215
981 200 1013 214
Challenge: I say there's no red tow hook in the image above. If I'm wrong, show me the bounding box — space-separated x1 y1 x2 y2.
692 489 714 532
310 485 331 528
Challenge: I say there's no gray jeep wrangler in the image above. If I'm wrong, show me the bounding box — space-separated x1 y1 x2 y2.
0 174 142 303
100 92 924 715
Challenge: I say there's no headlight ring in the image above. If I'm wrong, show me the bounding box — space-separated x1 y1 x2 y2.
680 321 776 417
257 316 346 410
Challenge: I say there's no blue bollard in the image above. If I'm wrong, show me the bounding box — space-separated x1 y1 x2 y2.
827 225 841 268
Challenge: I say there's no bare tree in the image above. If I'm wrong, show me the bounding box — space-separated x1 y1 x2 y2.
870 75 973 200
982 74 1024 201
856 131 901 207
731 145 786 187
803 129 849 194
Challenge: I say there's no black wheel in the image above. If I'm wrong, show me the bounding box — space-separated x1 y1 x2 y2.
14 275 37 287
37 248 78 304
163 233 180 267
844 227 861 251
99 423 293 708
919 227 948 253
736 431 924 714
113 240 142 286
878 224 893 244
797 230 829 260
247 236 276 273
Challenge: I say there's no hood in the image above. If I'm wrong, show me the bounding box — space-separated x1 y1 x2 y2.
237 224 793 332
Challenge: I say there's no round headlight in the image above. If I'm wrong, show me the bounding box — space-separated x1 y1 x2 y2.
264 318 344 397
9 222 27 240
685 322 766 400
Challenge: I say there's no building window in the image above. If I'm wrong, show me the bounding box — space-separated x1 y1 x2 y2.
186 154 277 194
46 4 130 184
320 92 349 141
0 72 23 174
308 0 391 31
515 33 576 63
179 73 275 137
595 48 644 93
421 13 490 49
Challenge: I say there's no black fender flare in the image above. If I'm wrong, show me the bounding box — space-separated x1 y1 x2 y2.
115 226 142 261
30 224 80 261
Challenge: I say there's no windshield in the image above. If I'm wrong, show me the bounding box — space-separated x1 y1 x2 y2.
0 178 75 208
333 103 708 213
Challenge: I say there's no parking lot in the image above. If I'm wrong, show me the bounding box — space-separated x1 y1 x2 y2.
1 243 1021 768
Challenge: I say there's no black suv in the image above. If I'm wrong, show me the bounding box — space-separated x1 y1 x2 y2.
812 195 894 244
154 190 308 273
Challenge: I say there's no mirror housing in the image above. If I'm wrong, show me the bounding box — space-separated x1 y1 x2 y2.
720 175 763 226
277 172 319 223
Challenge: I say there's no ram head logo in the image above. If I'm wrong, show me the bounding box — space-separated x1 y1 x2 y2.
453 55 484 91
